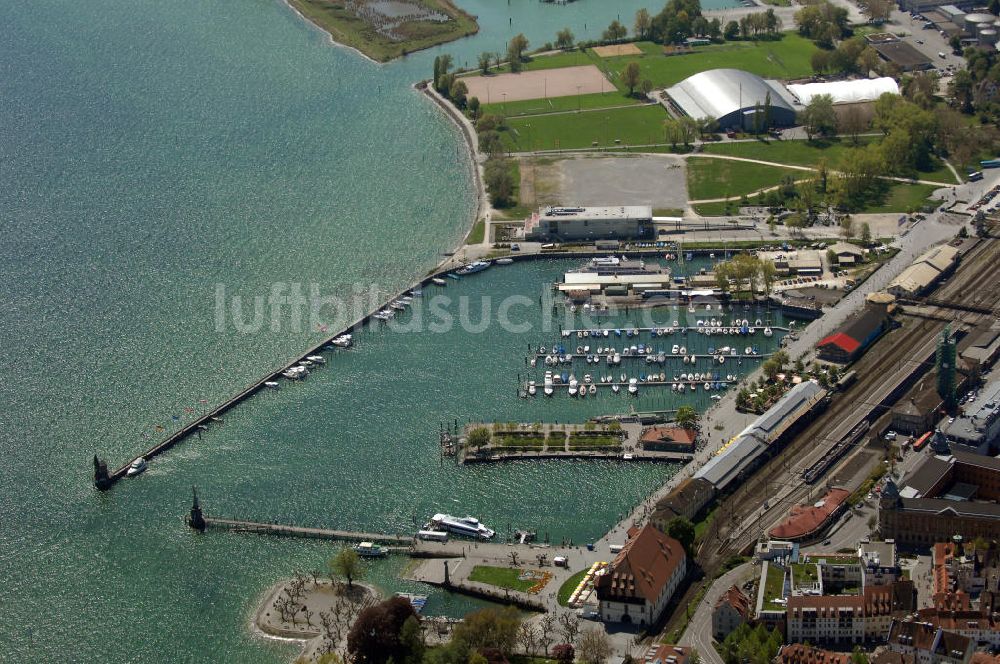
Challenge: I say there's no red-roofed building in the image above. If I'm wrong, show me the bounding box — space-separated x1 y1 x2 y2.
778 644 851 664
644 643 691 664
712 584 752 640
595 522 687 626
816 306 888 363
787 594 866 644
769 488 850 542
641 426 697 453
886 620 973 664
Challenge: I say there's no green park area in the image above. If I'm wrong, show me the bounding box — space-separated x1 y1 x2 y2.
703 138 959 184
288 0 477 62
468 566 537 592
687 156 805 201
501 104 670 151
557 569 589 606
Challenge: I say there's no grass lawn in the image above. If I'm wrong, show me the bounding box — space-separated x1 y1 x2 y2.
703 138 959 184
654 207 685 217
494 434 546 447
687 156 805 201
703 137 869 168
480 91 645 118
762 564 786 610
502 105 669 151
791 562 818 585
593 36 819 90
862 182 940 213
466 218 485 244
557 569 589 606
288 0 477 63
468 566 536 592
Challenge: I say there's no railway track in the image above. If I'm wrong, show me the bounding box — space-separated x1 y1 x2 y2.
697 239 1000 573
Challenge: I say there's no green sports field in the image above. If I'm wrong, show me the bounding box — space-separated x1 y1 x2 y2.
501 104 670 151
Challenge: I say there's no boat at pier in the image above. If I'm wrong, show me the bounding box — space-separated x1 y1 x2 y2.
427 513 495 539
432 277 447 286
332 334 352 348
455 260 491 276
495 257 514 265
282 366 308 380
354 541 388 558
126 457 147 477
264 381 279 389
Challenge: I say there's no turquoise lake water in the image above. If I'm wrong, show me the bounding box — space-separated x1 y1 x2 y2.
0 0 744 660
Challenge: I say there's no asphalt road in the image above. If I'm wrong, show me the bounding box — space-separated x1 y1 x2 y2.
678 562 755 664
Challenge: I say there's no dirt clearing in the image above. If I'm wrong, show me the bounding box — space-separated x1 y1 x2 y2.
461 65 612 103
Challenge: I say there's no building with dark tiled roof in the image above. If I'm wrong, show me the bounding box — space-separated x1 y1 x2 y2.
595 522 687 626
712 584 752 640
886 620 973 664
778 644 851 664
816 305 889 363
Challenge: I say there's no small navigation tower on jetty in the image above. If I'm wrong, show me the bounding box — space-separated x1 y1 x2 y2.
93 455 112 491
188 486 206 532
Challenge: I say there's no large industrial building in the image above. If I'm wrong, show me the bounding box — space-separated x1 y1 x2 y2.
664 69 797 130
524 205 653 242
888 245 961 298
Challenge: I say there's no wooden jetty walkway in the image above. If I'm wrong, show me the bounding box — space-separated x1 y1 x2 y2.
201 517 414 546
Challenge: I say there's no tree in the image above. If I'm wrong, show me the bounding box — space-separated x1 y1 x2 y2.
852 646 869 664
539 614 557 656
724 20 740 40
864 0 892 23
467 96 481 120
860 222 872 246
329 547 363 587
478 52 492 75
467 426 491 450
840 215 855 239
675 405 698 428
826 248 838 268
553 644 575 664
435 54 453 93
433 56 442 90
452 607 522 656
449 80 468 108
666 516 696 555
577 628 612 664
507 34 529 72
635 8 652 39
400 616 425 664
484 159 514 204
557 613 581 644
799 94 837 140
811 49 830 75
556 28 575 50
603 19 628 43
347 596 418 664
640 78 654 97
622 61 642 96
840 105 869 145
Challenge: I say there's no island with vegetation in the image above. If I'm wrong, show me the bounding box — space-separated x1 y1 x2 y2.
287 0 478 62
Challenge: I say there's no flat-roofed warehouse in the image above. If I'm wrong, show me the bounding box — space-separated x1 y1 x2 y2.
887 244 960 297
664 69 796 130
524 205 653 242
871 40 933 72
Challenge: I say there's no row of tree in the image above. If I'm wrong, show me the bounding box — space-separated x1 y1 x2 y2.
342 598 620 664
712 254 778 297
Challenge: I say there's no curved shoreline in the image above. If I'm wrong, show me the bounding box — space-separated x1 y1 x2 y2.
418 80 490 253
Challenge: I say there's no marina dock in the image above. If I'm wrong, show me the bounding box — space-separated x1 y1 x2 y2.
558 325 789 336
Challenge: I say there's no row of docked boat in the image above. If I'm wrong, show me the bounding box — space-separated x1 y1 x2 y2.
533 370 736 397
266 334 355 387
375 293 419 321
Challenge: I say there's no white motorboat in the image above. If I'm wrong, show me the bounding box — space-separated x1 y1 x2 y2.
332 334 353 347
354 541 388 558
745 346 752 355
679 346 687 355
432 277 447 286
628 378 638 395
307 355 326 364
620 372 627 382
264 381 279 389
528 381 536 396
612 384 620 393
428 513 495 539
282 366 308 380
683 356 690 364
495 257 514 265
672 344 679 354
126 457 148 477
589 384 597 395
763 327 773 337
